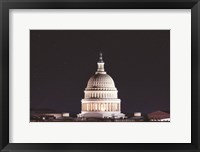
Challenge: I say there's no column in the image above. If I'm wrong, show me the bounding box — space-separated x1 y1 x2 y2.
117 103 119 111
94 103 96 111
99 103 101 111
86 103 88 111
95 103 97 111
106 103 108 111
90 103 92 111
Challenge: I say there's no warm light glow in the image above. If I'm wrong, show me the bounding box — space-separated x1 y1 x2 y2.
134 112 142 117
101 107 105 111
63 113 69 117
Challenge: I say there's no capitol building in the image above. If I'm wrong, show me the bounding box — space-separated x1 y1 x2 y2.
77 53 125 119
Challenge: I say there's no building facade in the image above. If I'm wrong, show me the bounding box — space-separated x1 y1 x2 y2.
147 111 170 122
77 53 125 118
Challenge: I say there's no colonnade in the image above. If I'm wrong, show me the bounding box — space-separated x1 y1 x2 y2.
82 102 120 112
84 92 117 99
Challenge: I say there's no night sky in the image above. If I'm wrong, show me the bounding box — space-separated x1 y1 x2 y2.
30 30 170 114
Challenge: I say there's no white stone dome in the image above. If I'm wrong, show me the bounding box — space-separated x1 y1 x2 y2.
86 73 116 90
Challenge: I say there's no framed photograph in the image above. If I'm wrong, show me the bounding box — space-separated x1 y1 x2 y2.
0 0 200 151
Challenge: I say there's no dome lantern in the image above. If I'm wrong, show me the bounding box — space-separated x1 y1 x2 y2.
96 52 106 74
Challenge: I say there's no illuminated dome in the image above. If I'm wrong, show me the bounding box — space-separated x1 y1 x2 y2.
77 52 125 119
86 74 117 91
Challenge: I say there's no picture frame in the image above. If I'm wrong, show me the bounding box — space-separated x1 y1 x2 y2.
0 0 200 151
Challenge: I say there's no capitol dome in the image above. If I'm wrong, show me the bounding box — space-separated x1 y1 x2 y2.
77 52 125 119
86 74 117 91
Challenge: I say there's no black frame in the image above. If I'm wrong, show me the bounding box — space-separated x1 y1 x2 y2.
0 0 200 151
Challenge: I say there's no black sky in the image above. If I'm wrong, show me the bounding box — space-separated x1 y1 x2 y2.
30 30 170 114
